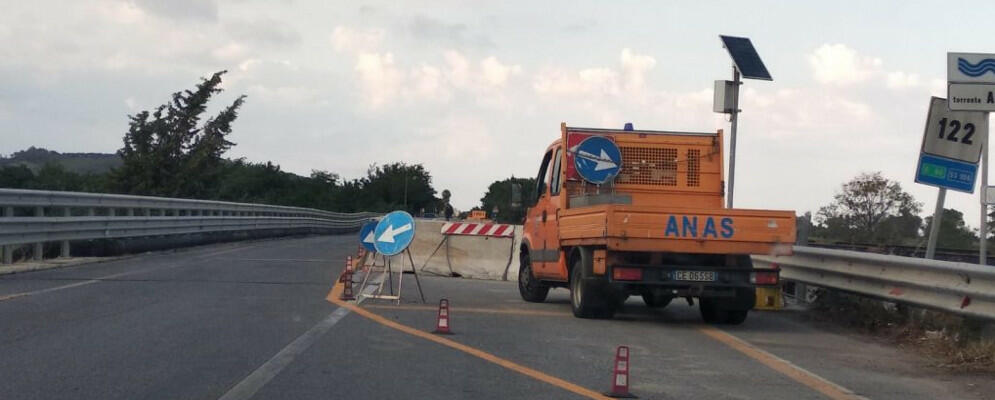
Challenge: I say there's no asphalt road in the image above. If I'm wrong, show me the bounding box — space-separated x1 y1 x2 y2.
0 234 991 399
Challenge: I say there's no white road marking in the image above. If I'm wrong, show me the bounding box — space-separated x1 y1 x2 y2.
216 274 382 400
217 306 352 400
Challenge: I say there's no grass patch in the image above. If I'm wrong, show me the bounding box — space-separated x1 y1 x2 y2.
806 289 995 373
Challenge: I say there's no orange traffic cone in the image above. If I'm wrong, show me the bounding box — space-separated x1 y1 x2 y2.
605 346 636 398
339 269 356 301
339 256 353 283
433 299 452 334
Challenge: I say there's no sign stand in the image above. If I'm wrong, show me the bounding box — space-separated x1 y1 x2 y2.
361 249 425 305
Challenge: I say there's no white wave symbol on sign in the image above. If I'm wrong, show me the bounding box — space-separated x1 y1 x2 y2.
577 149 618 171
377 223 412 243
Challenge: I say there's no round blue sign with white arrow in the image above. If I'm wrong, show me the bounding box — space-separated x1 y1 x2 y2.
358 220 379 253
373 211 416 256
574 136 622 184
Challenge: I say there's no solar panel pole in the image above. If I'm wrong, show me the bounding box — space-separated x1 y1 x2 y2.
727 66 741 208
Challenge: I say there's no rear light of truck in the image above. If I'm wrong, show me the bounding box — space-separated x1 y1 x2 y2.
612 267 643 281
750 270 778 285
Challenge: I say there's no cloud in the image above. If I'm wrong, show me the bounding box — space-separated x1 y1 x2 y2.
355 52 404 108
331 26 385 53
533 66 618 96
620 48 656 91
533 48 657 97
225 18 301 48
129 0 218 22
407 14 494 48
885 71 921 89
562 19 598 33
808 43 882 85
347 48 521 109
408 64 451 102
479 56 522 87
211 42 248 61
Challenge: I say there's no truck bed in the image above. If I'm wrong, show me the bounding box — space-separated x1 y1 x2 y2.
558 204 795 255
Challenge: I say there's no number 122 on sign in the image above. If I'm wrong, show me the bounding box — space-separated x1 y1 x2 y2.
936 117 975 144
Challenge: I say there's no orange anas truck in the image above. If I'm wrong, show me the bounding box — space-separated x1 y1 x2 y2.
518 123 795 324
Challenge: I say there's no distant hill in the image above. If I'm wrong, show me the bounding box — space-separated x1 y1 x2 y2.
0 147 121 174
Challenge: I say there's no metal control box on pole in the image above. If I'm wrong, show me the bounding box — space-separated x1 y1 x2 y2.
715 35 771 208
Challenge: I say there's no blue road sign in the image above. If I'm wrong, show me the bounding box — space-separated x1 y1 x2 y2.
358 220 378 253
915 153 978 193
373 211 416 256
574 136 622 185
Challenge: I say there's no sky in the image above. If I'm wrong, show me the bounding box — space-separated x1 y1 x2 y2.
3 0 995 228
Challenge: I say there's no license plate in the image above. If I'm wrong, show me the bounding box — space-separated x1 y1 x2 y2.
673 270 716 282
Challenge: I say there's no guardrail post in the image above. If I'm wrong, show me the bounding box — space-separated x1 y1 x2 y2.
59 207 72 258
33 206 44 261
2 206 13 264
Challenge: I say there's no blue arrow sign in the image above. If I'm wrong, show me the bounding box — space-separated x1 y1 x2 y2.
574 136 622 184
358 220 379 253
373 211 416 256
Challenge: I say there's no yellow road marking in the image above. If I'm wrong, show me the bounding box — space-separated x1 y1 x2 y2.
326 276 864 400
327 281 609 400
698 326 868 400
362 303 570 318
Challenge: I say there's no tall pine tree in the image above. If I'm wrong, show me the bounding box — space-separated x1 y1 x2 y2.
111 71 245 198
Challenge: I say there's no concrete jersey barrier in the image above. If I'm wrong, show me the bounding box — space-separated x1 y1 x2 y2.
367 219 521 281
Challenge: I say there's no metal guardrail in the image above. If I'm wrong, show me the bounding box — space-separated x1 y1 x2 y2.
753 246 995 321
0 189 377 264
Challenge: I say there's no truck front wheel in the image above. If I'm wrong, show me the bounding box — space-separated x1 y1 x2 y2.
518 253 550 303
569 256 615 319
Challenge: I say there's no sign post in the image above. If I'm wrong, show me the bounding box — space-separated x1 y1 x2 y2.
948 52 995 264
983 144 989 264
916 97 989 259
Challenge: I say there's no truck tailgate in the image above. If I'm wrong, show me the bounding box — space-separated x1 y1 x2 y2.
559 205 795 255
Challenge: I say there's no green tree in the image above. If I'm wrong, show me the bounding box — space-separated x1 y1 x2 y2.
815 172 922 245
480 176 536 223
110 70 246 198
0 165 35 188
348 162 437 214
925 208 978 250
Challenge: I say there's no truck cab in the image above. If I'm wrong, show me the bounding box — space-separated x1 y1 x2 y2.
519 123 795 324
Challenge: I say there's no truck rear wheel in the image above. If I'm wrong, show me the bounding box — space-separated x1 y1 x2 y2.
569 255 615 319
518 253 549 303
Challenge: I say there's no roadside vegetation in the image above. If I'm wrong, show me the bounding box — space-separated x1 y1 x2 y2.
806 289 995 372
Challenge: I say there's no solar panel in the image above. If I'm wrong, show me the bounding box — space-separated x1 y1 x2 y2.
719 35 772 81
